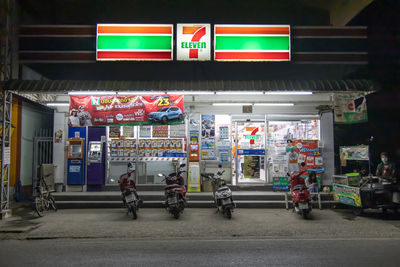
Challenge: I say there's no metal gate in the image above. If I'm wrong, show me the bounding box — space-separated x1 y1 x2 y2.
33 129 53 196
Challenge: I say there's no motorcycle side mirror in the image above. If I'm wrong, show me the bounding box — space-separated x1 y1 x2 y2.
218 164 222 168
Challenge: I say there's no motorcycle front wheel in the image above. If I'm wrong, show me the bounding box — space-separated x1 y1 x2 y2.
34 197 44 217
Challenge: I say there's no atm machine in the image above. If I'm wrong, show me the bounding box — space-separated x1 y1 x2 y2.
86 127 106 191
67 126 86 189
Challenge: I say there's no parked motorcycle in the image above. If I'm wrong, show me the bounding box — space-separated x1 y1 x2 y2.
202 165 235 219
289 169 312 219
158 163 187 219
118 162 141 219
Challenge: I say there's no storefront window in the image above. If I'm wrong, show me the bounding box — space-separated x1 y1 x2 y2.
267 120 321 188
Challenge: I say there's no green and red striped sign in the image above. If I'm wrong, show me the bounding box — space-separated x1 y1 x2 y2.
96 24 173 61
214 25 290 61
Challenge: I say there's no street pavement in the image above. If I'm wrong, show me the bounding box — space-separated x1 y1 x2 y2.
1 208 400 266
1 237 399 266
1 207 400 239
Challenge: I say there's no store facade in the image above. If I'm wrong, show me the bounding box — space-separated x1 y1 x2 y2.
5 22 375 193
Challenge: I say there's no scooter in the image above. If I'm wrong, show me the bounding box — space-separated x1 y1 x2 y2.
289 169 312 219
202 165 235 219
118 162 141 219
158 163 187 219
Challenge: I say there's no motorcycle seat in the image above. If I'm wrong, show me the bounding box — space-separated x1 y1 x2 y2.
165 184 181 190
217 186 230 192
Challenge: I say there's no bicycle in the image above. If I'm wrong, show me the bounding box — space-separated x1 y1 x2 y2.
34 174 57 217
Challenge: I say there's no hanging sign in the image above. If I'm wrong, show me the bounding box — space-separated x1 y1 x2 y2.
340 145 369 161
214 24 290 61
96 24 173 61
334 95 368 124
69 94 184 127
177 24 211 61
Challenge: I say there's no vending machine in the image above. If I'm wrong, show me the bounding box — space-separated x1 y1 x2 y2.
67 127 86 187
86 127 106 191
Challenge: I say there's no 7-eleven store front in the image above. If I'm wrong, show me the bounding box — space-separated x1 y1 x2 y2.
26 87 341 192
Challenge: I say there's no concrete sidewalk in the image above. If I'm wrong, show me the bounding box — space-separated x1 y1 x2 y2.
2 207 400 240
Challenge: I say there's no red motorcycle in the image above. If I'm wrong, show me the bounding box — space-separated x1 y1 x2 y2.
118 162 141 219
289 169 311 219
158 163 187 219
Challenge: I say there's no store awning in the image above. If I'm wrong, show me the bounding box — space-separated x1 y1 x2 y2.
3 79 378 93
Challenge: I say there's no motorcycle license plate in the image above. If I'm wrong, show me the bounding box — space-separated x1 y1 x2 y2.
299 203 308 209
221 198 231 205
125 194 135 203
168 197 177 204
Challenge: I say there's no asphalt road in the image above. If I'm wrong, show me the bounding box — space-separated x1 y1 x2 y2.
0 237 398 267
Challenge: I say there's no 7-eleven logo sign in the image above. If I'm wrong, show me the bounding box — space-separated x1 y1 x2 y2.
177 24 211 61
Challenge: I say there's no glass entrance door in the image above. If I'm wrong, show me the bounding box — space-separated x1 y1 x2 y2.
233 121 266 184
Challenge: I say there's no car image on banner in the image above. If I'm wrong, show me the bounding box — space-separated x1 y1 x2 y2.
69 94 184 127
148 106 183 124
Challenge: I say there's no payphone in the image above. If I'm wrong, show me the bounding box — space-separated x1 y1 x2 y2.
88 141 102 163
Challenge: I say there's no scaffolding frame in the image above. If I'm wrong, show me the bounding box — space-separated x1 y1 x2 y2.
0 0 13 219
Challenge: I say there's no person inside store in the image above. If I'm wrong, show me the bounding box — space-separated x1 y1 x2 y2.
376 152 397 183
306 171 319 200
68 109 80 127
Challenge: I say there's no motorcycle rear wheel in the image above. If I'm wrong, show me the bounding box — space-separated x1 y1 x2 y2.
130 205 137 220
301 210 308 219
225 208 232 219
173 208 180 219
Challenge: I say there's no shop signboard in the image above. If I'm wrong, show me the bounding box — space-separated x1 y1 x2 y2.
340 145 369 161
238 149 265 155
214 24 290 61
332 183 362 207
69 94 184 127
272 176 289 191
177 24 211 61
96 24 173 61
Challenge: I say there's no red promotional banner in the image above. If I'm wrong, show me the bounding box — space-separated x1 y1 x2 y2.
69 94 184 126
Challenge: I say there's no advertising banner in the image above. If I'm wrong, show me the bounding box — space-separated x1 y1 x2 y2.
177 24 211 61
332 183 362 207
334 94 368 124
340 145 369 161
214 25 290 61
69 94 184 127
188 162 201 192
96 24 173 61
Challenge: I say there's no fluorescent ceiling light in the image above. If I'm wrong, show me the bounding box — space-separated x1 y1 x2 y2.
213 103 252 106
46 103 69 106
68 91 116 95
267 114 319 118
254 103 294 106
167 91 215 95
118 91 166 95
216 91 263 95
265 91 313 95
